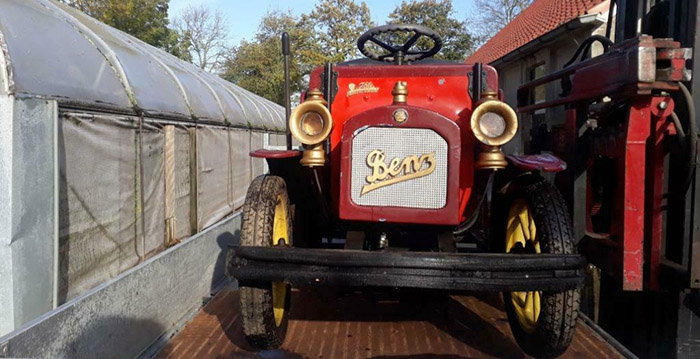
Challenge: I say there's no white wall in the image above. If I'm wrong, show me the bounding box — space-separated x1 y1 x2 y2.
495 21 608 155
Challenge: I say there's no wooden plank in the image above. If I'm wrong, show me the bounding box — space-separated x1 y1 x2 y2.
157 288 626 359
164 125 176 247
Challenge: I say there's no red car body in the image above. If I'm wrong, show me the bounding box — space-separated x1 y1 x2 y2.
306 63 500 226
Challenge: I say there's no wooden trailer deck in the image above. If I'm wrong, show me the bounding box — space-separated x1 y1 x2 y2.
156 286 627 359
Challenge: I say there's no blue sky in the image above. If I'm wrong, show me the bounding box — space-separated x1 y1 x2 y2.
169 0 477 45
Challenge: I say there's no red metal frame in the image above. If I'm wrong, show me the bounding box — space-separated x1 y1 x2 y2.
619 98 654 290
609 96 674 290
338 105 463 225
517 36 688 291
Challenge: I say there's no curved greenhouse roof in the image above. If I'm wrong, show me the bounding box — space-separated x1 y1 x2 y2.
0 0 285 130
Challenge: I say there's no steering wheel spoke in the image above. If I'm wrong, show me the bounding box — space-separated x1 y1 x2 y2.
401 32 423 52
358 24 443 64
369 37 398 53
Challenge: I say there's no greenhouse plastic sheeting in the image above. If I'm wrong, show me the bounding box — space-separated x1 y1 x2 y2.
58 114 140 301
0 0 285 130
197 127 233 231
141 122 166 257
57 113 271 300
230 130 252 210
251 132 266 178
269 134 288 147
0 0 131 108
196 128 267 231
1 0 287 303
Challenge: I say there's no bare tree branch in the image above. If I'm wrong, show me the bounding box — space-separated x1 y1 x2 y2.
470 0 532 45
173 5 229 72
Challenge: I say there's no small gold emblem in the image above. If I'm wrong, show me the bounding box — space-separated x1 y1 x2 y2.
348 82 380 96
392 108 408 123
361 150 436 195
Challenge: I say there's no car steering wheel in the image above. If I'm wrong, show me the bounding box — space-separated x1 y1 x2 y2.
357 24 443 65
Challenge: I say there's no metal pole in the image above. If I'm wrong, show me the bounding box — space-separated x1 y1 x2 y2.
282 32 292 150
472 62 483 101
324 63 333 154
52 103 59 308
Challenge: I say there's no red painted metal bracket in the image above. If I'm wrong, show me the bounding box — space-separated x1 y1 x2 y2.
249 149 301 159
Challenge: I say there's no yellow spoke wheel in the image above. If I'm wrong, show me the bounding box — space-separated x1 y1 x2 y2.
500 177 580 358
236 175 292 349
271 194 289 327
506 199 541 333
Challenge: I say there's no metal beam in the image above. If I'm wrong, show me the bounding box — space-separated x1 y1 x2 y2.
0 97 58 336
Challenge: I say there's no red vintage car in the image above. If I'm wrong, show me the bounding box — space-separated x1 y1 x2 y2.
227 24 584 358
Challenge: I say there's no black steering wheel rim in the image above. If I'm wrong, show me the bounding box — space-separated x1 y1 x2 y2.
357 24 443 64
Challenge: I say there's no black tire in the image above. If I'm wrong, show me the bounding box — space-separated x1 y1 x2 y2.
235 175 292 349
499 176 580 358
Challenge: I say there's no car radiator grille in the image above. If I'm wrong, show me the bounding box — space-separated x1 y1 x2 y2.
350 127 448 209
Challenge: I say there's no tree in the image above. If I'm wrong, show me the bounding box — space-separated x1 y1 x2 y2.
162 30 193 63
173 5 229 72
388 0 475 60
223 1 374 103
299 0 374 65
221 11 309 105
470 0 533 43
60 0 191 61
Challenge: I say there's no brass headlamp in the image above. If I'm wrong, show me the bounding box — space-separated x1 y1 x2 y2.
470 92 518 170
289 89 333 167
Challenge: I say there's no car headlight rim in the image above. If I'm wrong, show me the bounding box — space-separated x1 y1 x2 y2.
289 100 333 145
470 99 518 146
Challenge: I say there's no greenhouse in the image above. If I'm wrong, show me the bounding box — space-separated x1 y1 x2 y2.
0 0 285 336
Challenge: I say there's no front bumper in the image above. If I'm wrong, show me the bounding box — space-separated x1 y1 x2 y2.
227 246 586 292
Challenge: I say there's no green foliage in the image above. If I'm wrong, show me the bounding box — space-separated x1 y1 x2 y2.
61 0 191 61
299 0 374 66
388 0 474 60
221 11 307 106
222 0 375 103
162 29 193 63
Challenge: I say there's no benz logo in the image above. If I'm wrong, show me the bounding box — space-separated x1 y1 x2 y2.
361 150 436 195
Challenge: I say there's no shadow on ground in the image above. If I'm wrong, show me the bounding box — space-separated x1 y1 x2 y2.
202 286 524 359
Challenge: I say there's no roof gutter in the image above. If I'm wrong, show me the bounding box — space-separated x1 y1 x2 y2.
490 13 607 67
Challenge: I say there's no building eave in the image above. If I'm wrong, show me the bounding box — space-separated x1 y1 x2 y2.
490 13 607 68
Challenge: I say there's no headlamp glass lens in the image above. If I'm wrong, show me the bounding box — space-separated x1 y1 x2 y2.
479 112 506 138
300 112 324 136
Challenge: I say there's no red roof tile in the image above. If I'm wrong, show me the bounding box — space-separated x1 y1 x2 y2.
466 0 609 64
